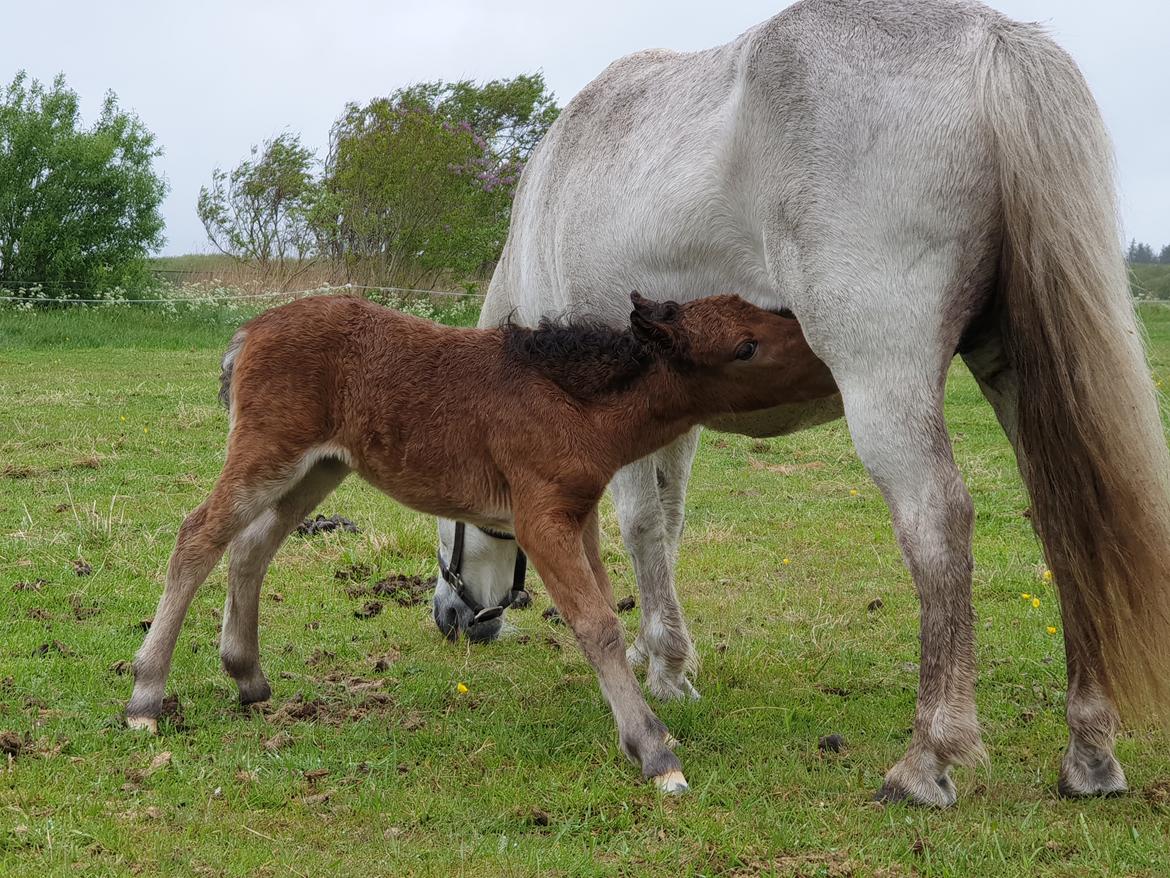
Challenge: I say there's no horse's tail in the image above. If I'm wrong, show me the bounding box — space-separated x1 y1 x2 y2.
218 329 247 414
976 22 1170 723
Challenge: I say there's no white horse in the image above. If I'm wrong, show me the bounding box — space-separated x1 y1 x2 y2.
432 0 1170 805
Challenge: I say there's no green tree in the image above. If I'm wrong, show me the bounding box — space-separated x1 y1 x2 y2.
317 74 558 286
197 132 321 282
1127 240 1156 264
1159 244 1170 265
0 72 166 297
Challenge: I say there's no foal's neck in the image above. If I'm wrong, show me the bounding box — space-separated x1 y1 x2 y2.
596 362 711 464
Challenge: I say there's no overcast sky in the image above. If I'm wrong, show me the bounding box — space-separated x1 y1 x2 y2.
7 0 1167 254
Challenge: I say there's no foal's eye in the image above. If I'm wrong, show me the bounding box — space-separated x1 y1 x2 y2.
735 340 758 361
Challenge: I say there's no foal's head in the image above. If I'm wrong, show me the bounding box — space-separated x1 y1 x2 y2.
628 291 828 410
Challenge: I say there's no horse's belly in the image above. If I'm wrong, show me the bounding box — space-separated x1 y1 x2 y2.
702 395 843 438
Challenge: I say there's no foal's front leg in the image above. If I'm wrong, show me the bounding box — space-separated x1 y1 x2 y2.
516 507 687 793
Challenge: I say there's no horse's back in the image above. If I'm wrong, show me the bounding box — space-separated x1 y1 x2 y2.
499 0 1006 313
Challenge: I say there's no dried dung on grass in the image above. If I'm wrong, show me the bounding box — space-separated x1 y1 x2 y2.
296 514 359 536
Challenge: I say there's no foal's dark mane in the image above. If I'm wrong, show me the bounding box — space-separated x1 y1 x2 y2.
502 314 659 399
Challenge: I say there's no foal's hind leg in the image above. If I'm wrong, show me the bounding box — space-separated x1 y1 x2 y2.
962 335 1126 797
220 459 350 705
612 428 702 701
126 457 290 731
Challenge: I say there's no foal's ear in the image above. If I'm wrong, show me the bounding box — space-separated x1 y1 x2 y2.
629 291 680 322
630 308 677 352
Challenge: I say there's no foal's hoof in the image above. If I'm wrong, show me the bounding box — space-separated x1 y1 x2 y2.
875 765 957 808
653 770 689 795
126 716 158 735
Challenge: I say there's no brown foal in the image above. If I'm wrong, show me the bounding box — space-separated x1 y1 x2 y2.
126 291 836 791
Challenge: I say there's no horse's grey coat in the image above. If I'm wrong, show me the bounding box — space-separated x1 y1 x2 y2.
434 0 1147 804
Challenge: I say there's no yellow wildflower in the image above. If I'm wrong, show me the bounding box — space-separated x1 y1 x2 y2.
1047 626 1057 635
143 427 149 434
1032 597 1040 609
456 682 469 694
782 558 791 566
1042 569 1053 582
1020 593 1030 600
849 489 859 496
120 415 126 422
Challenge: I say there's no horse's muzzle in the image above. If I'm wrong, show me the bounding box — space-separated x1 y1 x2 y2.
432 578 504 643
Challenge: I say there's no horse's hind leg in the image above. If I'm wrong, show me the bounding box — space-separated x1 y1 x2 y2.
126 455 294 731
612 428 702 700
220 459 350 705
835 362 985 807
962 334 1126 796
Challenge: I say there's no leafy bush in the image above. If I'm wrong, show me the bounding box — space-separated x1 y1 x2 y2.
0 72 166 298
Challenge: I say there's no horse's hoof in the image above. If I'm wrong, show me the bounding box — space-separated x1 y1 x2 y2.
1058 751 1127 798
874 765 957 808
126 716 158 734
653 770 689 795
647 668 701 702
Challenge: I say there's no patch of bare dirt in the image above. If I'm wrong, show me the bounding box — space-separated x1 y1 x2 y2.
72 559 93 576
264 676 399 727
12 578 48 592
729 851 866 878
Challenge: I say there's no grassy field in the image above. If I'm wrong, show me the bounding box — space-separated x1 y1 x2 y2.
3 302 1170 877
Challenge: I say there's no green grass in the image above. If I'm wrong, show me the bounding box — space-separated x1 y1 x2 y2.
3 304 1170 877
1131 264 1170 301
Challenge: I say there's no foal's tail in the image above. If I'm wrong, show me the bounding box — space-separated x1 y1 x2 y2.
976 23 1170 723
218 329 247 414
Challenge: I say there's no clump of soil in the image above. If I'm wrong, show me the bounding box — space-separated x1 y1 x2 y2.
818 733 845 753
72 559 93 576
354 600 383 619
159 694 186 730
334 563 372 581
616 595 636 613
13 578 49 592
0 731 24 757
34 640 73 657
70 594 100 619
296 514 360 536
542 606 563 625
371 575 433 607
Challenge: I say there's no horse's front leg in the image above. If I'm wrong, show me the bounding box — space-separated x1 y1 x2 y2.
515 505 688 793
611 428 702 701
